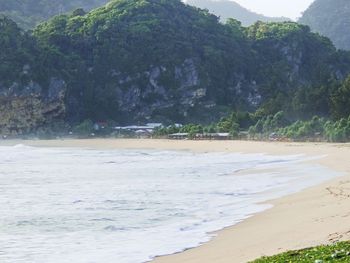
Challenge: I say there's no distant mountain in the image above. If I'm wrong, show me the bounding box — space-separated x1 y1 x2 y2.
0 0 109 29
187 0 290 26
299 0 350 50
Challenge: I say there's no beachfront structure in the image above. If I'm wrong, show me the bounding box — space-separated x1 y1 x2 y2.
145 123 163 129
168 133 189 140
197 133 231 140
93 122 108 131
114 123 163 137
172 123 183 128
169 132 231 140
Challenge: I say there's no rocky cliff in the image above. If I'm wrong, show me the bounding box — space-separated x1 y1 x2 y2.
0 79 66 135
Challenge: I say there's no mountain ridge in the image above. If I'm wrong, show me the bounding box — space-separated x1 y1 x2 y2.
299 0 350 50
186 0 290 26
0 0 350 135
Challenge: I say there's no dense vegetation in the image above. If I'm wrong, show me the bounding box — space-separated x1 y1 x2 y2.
250 241 350 263
31 0 350 123
0 15 44 86
187 0 289 26
239 21 350 121
32 0 255 123
1 0 350 136
155 111 350 143
0 15 33 85
299 0 350 50
0 0 109 29
155 75 350 142
0 15 66 89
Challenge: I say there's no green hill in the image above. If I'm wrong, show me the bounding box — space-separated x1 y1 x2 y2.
187 0 290 26
299 0 350 50
1 0 350 134
33 0 254 123
0 15 66 134
0 15 36 84
0 0 109 29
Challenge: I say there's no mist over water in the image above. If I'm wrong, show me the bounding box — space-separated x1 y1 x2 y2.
0 145 339 263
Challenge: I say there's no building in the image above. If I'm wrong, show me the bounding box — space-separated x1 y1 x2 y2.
113 123 163 137
168 133 189 140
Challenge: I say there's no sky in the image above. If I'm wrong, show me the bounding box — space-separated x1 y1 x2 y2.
234 0 315 20
188 0 316 20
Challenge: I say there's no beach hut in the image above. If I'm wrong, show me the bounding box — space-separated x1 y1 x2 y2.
168 133 189 140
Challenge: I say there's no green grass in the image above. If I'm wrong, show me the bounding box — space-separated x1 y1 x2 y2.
250 241 350 263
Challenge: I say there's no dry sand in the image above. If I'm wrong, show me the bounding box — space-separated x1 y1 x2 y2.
3 139 350 262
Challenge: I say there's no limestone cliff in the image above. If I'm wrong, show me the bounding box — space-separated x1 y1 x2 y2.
0 79 66 135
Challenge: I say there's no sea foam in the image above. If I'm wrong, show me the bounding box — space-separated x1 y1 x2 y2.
0 145 339 263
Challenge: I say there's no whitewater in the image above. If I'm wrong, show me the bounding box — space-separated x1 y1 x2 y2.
0 144 339 263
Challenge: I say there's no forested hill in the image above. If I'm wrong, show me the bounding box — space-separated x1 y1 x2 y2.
1 0 350 135
0 0 109 29
299 0 350 50
187 0 289 26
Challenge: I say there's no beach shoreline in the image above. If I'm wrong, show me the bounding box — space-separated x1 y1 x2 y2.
2 139 350 262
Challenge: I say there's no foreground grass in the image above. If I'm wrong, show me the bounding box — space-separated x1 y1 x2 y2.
250 241 350 262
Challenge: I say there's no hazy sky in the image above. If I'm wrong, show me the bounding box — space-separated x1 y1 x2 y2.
187 0 316 20
234 0 315 20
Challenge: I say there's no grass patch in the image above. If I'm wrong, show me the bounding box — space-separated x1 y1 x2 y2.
250 241 350 262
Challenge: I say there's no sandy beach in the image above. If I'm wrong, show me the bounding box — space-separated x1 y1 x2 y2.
3 139 350 263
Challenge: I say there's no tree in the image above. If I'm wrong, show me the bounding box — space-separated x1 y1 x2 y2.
72 119 94 136
331 75 350 119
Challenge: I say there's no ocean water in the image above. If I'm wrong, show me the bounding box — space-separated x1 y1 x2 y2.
0 144 339 263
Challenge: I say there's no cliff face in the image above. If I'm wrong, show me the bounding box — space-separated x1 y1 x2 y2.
64 57 259 124
0 79 66 135
34 0 257 124
114 59 201 119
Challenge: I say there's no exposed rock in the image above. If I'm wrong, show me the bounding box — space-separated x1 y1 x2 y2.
175 59 200 89
111 59 205 121
0 78 66 135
